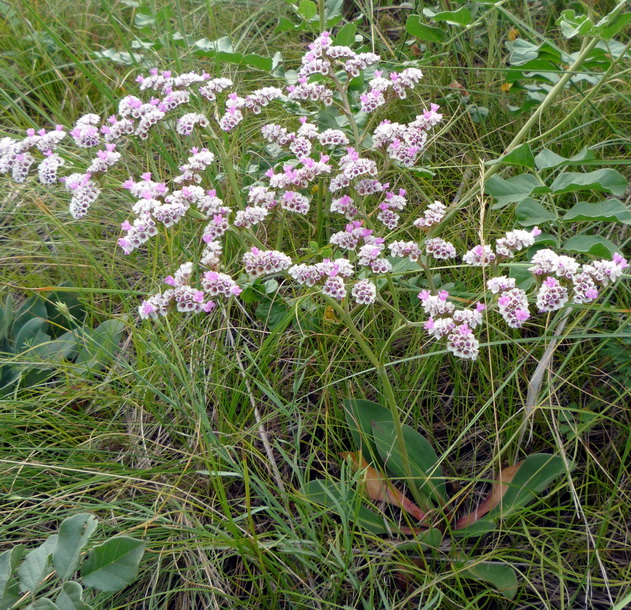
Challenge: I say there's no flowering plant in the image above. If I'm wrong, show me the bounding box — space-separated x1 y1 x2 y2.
0 31 627 366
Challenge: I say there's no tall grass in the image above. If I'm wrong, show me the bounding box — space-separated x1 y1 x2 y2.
1 0 629 607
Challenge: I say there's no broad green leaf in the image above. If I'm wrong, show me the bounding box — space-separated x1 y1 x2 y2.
488 143 535 170
193 37 242 64
406 15 447 43
334 22 356 47
550 169 627 196
424 6 472 26
298 0 317 20
325 0 343 21
485 454 566 520
557 10 594 38
507 39 563 67
0 546 24 609
17 535 58 593
562 235 620 258
458 562 518 600
343 399 393 465
74 319 125 374
596 11 631 40
563 199 631 225
302 479 397 535
516 198 557 226
255 300 290 332
55 581 93 610
485 174 549 209
242 54 273 72
394 528 443 551
274 16 295 33
54 514 99 579
371 421 447 506
534 147 595 171
13 296 48 337
81 537 145 593
32 600 61 609
15 318 50 355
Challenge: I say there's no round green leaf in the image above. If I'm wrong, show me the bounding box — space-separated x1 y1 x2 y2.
54 514 98 580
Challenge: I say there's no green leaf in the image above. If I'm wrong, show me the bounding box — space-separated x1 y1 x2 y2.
406 15 447 43
274 16 295 33
334 23 356 47
32 600 61 609
242 54 273 72
507 39 563 67
17 535 58 593
0 294 14 340
563 199 631 225
298 0 317 20
534 147 595 171
458 561 518 600
0 546 24 609
55 582 93 610
557 10 594 39
485 454 565 520
516 198 557 226
596 11 631 40
15 318 50 355
394 528 443 551
343 399 393 465
74 319 125 374
81 537 145 593
488 143 535 170
424 6 472 26
325 0 343 21
302 479 397 535
371 421 447 506
255 300 290 332
562 235 620 258
485 174 549 209
550 169 627 196
12 296 48 337
54 514 99 580
193 37 242 64
451 520 496 538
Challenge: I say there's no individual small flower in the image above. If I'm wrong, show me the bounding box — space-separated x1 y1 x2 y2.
286 78 333 106
177 113 210 135
390 68 423 98
219 107 244 132
62 173 101 219
424 317 456 340
37 152 64 184
453 304 485 329
11 153 35 183
417 290 455 317
202 214 230 241
355 179 386 196
87 143 121 173
463 244 496 266
201 271 242 298
536 276 569 313
281 190 310 215
71 116 101 148
497 288 530 328
389 240 422 262
370 258 393 274
166 262 194 287
585 256 628 285
322 276 347 300
200 240 223 268
343 52 380 77
244 87 284 113
330 195 358 220
198 78 233 101
360 88 386 113
139 291 173 320
233 206 269 228
425 237 457 260
243 247 292 279
377 207 399 230
487 276 517 294
495 228 539 258
173 285 206 313
248 185 277 209
158 89 190 113
571 272 599 304
446 323 479 360
529 249 559 276
317 129 349 147
358 243 385 266
554 255 580 280
351 279 377 305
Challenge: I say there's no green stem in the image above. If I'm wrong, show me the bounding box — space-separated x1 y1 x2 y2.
322 296 417 501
